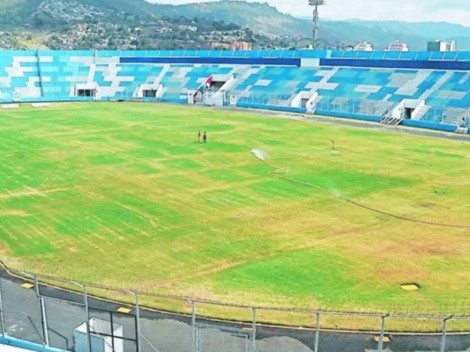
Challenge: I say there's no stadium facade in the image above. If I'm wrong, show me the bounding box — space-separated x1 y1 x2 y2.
0 50 469 134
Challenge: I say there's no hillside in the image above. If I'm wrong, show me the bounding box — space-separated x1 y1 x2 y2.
149 1 470 50
0 0 158 29
0 0 469 50
146 1 470 50
0 0 271 50
0 0 308 36
334 20 470 50
154 1 309 37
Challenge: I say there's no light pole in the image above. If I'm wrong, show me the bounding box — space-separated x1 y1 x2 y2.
0 277 5 337
70 281 92 352
20 272 49 347
308 0 326 49
440 315 453 352
127 290 141 352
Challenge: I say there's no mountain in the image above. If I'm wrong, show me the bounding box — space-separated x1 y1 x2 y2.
153 1 309 37
335 20 470 50
0 0 159 29
296 17 470 50
0 0 469 50
349 20 470 40
0 0 309 36
0 0 311 50
147 1 470 50
0 0 157 16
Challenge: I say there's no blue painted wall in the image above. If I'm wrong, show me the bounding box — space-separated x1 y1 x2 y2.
319 58 470 71
120 56 301 67
0 336 67 352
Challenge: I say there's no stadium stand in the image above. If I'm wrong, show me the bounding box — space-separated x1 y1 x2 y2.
0 50 469 133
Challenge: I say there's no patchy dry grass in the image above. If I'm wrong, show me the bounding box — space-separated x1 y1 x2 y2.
0 102 469 319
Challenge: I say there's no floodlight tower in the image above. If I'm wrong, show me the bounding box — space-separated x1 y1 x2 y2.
308 0 326 49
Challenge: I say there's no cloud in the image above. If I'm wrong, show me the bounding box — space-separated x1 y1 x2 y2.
146 0 470 26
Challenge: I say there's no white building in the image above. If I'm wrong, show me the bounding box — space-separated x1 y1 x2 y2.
427 40 456 52
386 40 409 52
354 41 374 51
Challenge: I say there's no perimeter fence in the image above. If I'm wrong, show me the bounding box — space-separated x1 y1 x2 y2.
2 90 469 131
0 263 469 352
236 94 395 120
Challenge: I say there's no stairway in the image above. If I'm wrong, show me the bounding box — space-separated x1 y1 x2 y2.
227 66 262 105
35 50 44 98
412 105 431 121
420 71 454 101
395 72 430 96
456 126 469 134
381 114 404 125
380 101 406 125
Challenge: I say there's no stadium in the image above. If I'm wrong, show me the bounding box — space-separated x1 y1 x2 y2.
0 49 469 352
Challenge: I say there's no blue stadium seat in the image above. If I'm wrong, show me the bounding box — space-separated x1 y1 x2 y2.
0 49 468 132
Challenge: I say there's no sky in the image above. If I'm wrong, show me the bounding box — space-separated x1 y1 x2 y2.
146 0 470 27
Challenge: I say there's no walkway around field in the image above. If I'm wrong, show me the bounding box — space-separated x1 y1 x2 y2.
0 265 469 352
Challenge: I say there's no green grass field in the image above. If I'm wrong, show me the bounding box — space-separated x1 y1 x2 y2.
0 102 469 317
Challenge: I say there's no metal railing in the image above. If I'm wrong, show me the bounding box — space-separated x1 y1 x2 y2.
314 98 394 118
236 93 294 107
0 262 469 352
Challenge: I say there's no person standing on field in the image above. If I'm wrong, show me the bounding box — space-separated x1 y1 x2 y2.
198 130 202 143
203 131 207 143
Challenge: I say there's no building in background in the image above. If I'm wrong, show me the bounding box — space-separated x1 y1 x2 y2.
209 41 252 50
427 40 456 52
354 41 374 51
386 40 409 51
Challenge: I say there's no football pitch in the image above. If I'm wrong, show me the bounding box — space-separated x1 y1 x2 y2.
0 102 469 317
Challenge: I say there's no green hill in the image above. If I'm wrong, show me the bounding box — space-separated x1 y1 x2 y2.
0 0 469 50
148 1 470 50
0 0 307 36
154 1 309 37
0 0 160 31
